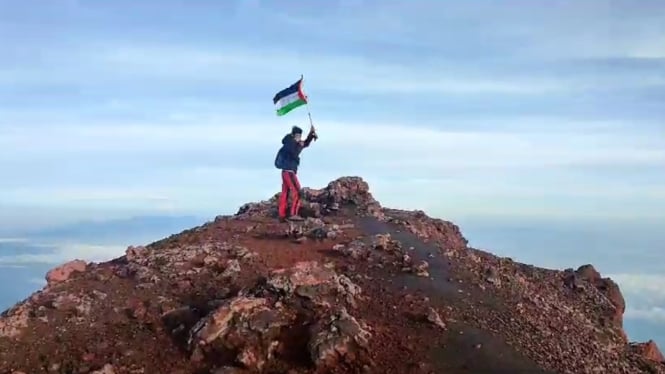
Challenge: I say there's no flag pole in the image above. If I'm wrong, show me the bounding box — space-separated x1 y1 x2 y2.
301 74 317 140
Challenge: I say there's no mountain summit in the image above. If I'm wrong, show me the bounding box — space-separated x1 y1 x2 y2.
1 177 663 374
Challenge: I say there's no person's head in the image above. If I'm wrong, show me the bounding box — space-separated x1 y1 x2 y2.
291 126 303 141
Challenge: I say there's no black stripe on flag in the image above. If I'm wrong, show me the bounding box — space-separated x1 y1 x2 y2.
273 79 302 104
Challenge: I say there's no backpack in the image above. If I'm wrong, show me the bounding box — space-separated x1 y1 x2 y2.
274 148 285 169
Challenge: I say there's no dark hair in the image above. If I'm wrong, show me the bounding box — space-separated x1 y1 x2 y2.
291 126 303 135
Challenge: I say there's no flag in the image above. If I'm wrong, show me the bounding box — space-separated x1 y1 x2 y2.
273 78 307 116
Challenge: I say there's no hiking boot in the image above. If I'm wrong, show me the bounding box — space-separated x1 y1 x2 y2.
287 215 304 222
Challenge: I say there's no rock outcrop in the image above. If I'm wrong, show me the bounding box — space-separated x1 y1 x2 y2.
45 259 87 285
185 260 370 371
631 340 665 363
0 176 663 374
235 176 382 220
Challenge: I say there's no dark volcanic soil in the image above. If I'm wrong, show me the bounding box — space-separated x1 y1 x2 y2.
0 177 663 374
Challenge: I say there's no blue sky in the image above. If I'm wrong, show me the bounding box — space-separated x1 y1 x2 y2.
1 0 664 229
0 0 664 344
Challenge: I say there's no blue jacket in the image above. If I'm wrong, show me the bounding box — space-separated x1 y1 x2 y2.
275 132 315 172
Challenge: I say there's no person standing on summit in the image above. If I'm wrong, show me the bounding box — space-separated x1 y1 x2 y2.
274 124 317 222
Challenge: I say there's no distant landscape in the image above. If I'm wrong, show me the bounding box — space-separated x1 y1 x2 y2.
1 214 662 348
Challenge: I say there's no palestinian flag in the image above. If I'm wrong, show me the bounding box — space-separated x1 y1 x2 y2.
273 78 307 116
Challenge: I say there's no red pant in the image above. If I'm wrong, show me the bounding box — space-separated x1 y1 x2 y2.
278 170 301 218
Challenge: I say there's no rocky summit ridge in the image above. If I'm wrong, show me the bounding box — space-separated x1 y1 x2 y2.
0 176 663 374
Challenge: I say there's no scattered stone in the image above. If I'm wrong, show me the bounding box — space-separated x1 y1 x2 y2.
332 244 346 252
372 234 391 250
575 264 600 282
426 307 446 330
125 246 146 262
91 364 116 374
267 261 336 295
189 297 268 346
485 267 501 286
221 259 241 278
333 274 362 306
232 246 255 260
309 308 372 368
0 304 30 338
414 261 430 277
332 241 367 260
126 298 148 320
563 269 585 291
293 236 308 244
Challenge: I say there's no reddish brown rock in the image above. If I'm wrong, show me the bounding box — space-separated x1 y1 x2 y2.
0 304 29 338
414 260 430 277
332 242 367 260
631 340 665 363
371 234 391 250
426 307 446 330
598 278 625 319
267 261 336 294
575 264 601 282
125 246 146 262
384 209 468 251
1 176 664 374
308 308 372 368
45 259 87 285
575 264 626 327
236 176 382 219
190 297 269 346
126 298 148 320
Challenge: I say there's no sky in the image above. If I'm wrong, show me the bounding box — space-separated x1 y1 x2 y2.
0 0 663 345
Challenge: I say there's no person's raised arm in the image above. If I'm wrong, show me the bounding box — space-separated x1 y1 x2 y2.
303 125 318 147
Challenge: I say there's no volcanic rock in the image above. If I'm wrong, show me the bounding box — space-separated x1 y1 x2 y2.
0 176 662 374
308 308 372 368
45 259 87 285
631 340 665 363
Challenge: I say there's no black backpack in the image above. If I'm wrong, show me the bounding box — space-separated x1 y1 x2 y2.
274 148 285 169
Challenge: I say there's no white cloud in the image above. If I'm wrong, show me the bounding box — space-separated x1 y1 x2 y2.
608 273 665 324
5 44 549 95
0 238 28 244
0 115 663 221
82 45 567 95
277 1 665 60
28 277 46 286
90 42 665 93
0 242 126 265
625 307 665 323
4 39 661 97
610 274 665 303
1 117 663 167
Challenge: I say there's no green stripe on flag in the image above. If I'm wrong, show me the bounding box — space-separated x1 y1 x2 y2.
276 98 306 116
